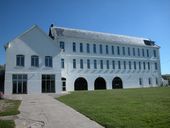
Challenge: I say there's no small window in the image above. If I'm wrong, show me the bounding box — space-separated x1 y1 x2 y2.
139 78 143 86
60 41 65 51
73 42 76 52
112 46 114 55
128 47 130 56
94 60 97 69
86 43 90 53
31 55 39 67
122 47 125 55
117 46 120 55
156 77 158 85
134 61 136 70
112 61 115 69
87 59 90 69
133 48 136 56
124 61 126 69
139 62 141 70
155 63 158 70
147 49 149 57
149 77 152 85
93 44 96 53
45 56 52 67
80 59 83 69
80 43 83 52
61 58 64 68
100 60 103 69
142 49 145 57
153 50 157 57
100 44 103 54
148 62 150 70
106 45 109 54
16 55 25 67
73 59 76 69
129 61 131 69
143 62 146 70
106 60 109 69
138 48 140 56
118 61 121 69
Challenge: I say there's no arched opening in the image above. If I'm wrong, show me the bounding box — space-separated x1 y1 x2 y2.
74 77 88 90
94 77 106 90
112 77 123 89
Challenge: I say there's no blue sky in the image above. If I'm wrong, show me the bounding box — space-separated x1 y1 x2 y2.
0 0 170 74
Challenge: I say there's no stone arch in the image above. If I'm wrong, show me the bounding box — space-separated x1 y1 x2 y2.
74 77 88 90
94 77 106 90
112 77 123 89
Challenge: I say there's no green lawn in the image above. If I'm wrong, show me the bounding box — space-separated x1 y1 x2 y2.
58 87 170 128
0 99 21 128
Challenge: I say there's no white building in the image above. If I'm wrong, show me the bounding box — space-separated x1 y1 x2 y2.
4 24 161 94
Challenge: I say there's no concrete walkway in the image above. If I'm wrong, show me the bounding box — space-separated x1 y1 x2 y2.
10 94 103 128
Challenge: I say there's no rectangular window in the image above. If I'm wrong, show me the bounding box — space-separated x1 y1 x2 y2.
134 61 136 70
118 61 121 69
117 46 120 55
133 48 135 56
45 56 52 67
80 59 83 69
106 45 109 54
94 60 97 69
149 78 152 85
100 60 103 69
143 62 146 70
61 58 64 68
73 42 76 52
139 62 141 70
80 43 83 52
60 41 65 51
42 74 55 93
124 61 126 69
106 60 109 69
100 44 103 54
16 55 25 66
155 62 158 70
122 47 125 55
112 61 115 69
87 59 90 69
93 44 96 53
156 77 158 85
12 74 27 94
86 43 90 53
129 61 131 69
139 78 142 86
147 49 149 57
138 48 140 56
148 62 150 70
142 49 145 57
112 46 114 55
153 50 157 57
31 55 39 67
73 59 76 69
128 47 130 56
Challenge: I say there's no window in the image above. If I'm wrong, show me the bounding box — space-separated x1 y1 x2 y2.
139 62 141 70
156 77 158 85
143 62 146 70
61 78 66 91
100 44 103 54
112 61 115 69
147 49 149 57
73 42 76 52
42 75 55 93
134 61 136 70
93 44 96 53
122 47 125 55
133 48 136 56
16 55 24 66
31 55 39 67
94 60 97 69
142 49 145 57
124 61 126 69
106 60 109 69
128 47 130 56
100 60 103 69
149 77 152 85
117 46 120 55
12 74 27 94
80 59 83 69
139 78 143 86
153 50 157 57
129 61 131 69
106 45 109 54
155 63 158 70
45 56 52 67
118 61 121 69
80 43 83 52
112 46 114 55
148 62 150 70
61 58 64 68
73 59 76 69
87 59 90 69
86 43 90 53
138 48 140 56
60 41 65 51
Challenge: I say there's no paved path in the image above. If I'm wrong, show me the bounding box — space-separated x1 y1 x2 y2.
11 94 103 128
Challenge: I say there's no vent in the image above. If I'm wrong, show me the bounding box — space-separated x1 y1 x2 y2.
144 40 155 46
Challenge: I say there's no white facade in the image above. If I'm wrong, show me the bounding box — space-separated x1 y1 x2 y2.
4 25 161 94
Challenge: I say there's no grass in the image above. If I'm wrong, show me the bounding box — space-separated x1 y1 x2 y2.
58 87 170 128
0 99 21 128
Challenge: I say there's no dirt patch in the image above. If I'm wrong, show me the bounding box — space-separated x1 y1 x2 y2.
0 100 13 112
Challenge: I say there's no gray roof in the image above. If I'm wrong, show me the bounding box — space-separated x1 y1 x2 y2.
52 26 159 48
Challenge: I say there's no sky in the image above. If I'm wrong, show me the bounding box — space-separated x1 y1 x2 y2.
0 0 170 74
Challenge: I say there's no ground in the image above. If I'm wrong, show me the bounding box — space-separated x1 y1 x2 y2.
0 99 21 128
58 87 170 128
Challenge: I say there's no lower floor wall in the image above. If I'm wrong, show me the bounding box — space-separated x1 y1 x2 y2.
4 72 162 94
